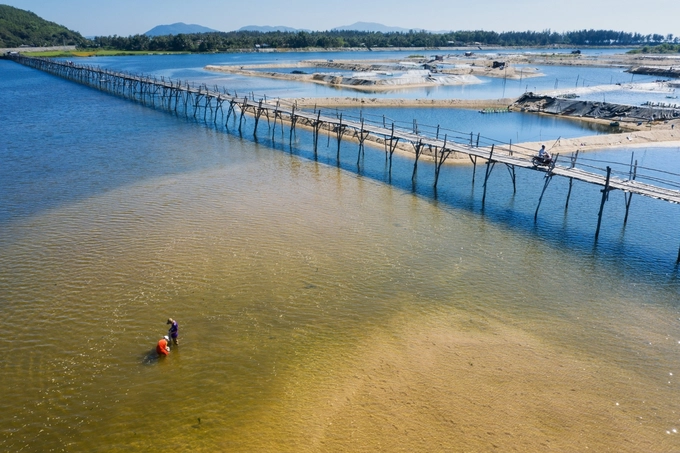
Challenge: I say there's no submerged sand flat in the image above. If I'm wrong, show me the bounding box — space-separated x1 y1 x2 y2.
205 64 482 91
204 51 679 92
244 309 678 452
205 55 543 91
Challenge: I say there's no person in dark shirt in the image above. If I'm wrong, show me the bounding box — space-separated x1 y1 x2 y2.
167 318 179 345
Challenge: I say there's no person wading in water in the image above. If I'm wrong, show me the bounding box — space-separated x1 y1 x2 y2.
167 318 179 345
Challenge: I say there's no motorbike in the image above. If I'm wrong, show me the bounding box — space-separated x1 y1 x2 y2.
531 155 553 167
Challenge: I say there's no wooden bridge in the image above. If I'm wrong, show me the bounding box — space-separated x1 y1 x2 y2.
8 55 680 261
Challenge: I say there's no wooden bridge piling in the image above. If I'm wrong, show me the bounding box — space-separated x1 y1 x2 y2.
534 172 554 221
595 167 613 241
565 151 579 210
469 155 478 185
386 124 399 172
356 119 368 166
412 140 424 181
434 135 451 190
238 97 248 134
505 164 517 194
623 153 637 226
253 100 264 136
482 145 496 207
289 104 298 146
335 114 344 160
312 110 321 155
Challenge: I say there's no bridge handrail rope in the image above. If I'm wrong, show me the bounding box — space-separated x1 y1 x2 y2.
577 155 680 178
565 154 680 189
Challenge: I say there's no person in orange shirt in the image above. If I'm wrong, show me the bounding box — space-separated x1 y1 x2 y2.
156 336 170 356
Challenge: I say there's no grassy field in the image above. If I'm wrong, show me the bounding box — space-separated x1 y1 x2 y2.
23 49 189 57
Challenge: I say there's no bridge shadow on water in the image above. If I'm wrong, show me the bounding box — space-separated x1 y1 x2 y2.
219 113 680 281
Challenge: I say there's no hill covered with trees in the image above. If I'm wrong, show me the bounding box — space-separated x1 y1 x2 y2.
0 4 87 48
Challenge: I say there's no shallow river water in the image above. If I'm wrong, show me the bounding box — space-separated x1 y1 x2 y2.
1 55 680 452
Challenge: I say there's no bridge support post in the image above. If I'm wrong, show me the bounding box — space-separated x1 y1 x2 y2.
336 114 344 161
356 120 368 166
238 97 249 134
253 100 263 136
193 91 203 119
624 192 634 225
412 140 424 181
482 145 496 207
203 94 210 122
623 156 638 226
434 135 450 190
225 99 236 126
271 101 280 139
182 84 190 116
505 164 516 194
595 166 612 241
534 173 554 221
386 124 399 173
289 104 298 146
565 178 574 210
313 110 321 156
565 151 580 210
469 155 478 185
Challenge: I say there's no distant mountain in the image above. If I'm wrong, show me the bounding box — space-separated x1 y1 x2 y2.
145 22 220 37
332 22 420 33
0 4 88 48
238 25 302 33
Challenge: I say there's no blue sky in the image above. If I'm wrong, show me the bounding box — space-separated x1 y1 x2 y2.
4 0 679 37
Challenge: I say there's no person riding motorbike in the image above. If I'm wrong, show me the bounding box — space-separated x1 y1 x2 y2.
535 145 552 165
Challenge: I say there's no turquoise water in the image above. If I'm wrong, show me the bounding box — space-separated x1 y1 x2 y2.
2 55 680 452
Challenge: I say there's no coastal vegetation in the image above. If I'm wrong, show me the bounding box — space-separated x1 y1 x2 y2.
86 29 678 52
628 43 680 54
0 4 87 47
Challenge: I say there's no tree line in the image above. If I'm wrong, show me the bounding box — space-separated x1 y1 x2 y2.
87 29 679 52
2 4 677 55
